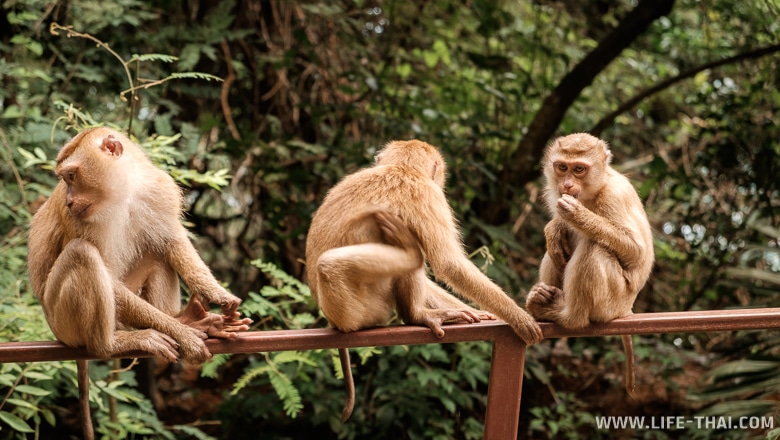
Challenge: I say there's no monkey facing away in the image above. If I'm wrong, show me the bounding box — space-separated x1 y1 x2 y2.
525 132 654 395
27 127 252 439
306 139 543 421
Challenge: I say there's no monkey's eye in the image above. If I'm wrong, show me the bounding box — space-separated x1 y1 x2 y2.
556 163 568 172
573 165 587 174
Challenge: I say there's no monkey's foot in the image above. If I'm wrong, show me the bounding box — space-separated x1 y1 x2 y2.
469 308 497 321
179 295 252 339
114 329 182 364
525 282 564 321
415 308 489 338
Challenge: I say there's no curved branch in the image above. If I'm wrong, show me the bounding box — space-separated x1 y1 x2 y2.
591 43 780 136
221 40 242 141
507 0 675 191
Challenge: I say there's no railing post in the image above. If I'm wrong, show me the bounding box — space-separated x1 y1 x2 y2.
484 330 526 440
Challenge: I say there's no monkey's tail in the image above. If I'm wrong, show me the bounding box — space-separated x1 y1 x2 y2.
338 347 356 422
621 334 636 397
77 359 95 440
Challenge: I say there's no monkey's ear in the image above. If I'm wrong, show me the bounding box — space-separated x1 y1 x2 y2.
599 139 613 164
100 135 124 157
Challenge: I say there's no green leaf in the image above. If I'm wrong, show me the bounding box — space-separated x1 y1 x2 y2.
22 371 53 381
0 411 34 433
13 385 51 397
5 398 38 411
177 44 202 71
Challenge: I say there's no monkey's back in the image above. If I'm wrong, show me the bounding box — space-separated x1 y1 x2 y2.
305 163 437 299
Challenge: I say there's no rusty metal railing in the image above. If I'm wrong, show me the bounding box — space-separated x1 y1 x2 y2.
3 308 780 439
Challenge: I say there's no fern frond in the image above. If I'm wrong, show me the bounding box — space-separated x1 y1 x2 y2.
169 72 224 82
230 365 271 395
129 53 179 63
201 354 231 379
273 351 318 367
268 371 303 418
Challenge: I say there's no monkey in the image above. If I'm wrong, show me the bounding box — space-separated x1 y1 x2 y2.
525 132 654 396
27 127 252 440
305 139 544 421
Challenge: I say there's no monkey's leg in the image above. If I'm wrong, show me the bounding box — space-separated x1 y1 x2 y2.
42 239 125 358
41 239 185 362
130 256 181 316
114 286 212 363
315 243 412 331
555 242 625 329
395 270 487 338
526 250 567 322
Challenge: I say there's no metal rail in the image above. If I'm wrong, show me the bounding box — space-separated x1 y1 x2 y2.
3 308 780 439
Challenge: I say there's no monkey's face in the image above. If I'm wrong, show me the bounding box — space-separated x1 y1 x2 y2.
56 161 114 221
58 166 93 220
552 161 589 199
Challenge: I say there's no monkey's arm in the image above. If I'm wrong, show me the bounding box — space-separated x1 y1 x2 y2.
164 232 242 316
557 195 645 268
543 217 571 270
412 202 542 344
27 201 64 297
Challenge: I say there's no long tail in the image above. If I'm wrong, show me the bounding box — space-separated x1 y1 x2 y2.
77 359 94 440
621 334 636 396
339 348 356 422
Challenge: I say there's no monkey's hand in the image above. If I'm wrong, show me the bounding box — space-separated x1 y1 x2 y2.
196 286 250 323
556 194 582 216
373 210 424 266
213 289 244 320
179 295 252 339
510 318 544 346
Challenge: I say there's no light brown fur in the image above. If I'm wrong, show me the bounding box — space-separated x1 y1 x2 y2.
306 140 543 420
27 127 251 439
525 133 654 394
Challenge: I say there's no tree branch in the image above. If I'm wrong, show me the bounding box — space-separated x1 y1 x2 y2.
508 0 675 185
590 43 780 136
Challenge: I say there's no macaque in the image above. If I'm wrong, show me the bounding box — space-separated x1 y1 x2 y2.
27 127 251 439
525 133 654 395
306 139 543 421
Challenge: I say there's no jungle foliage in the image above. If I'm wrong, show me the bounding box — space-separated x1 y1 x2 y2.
1 0 779 438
